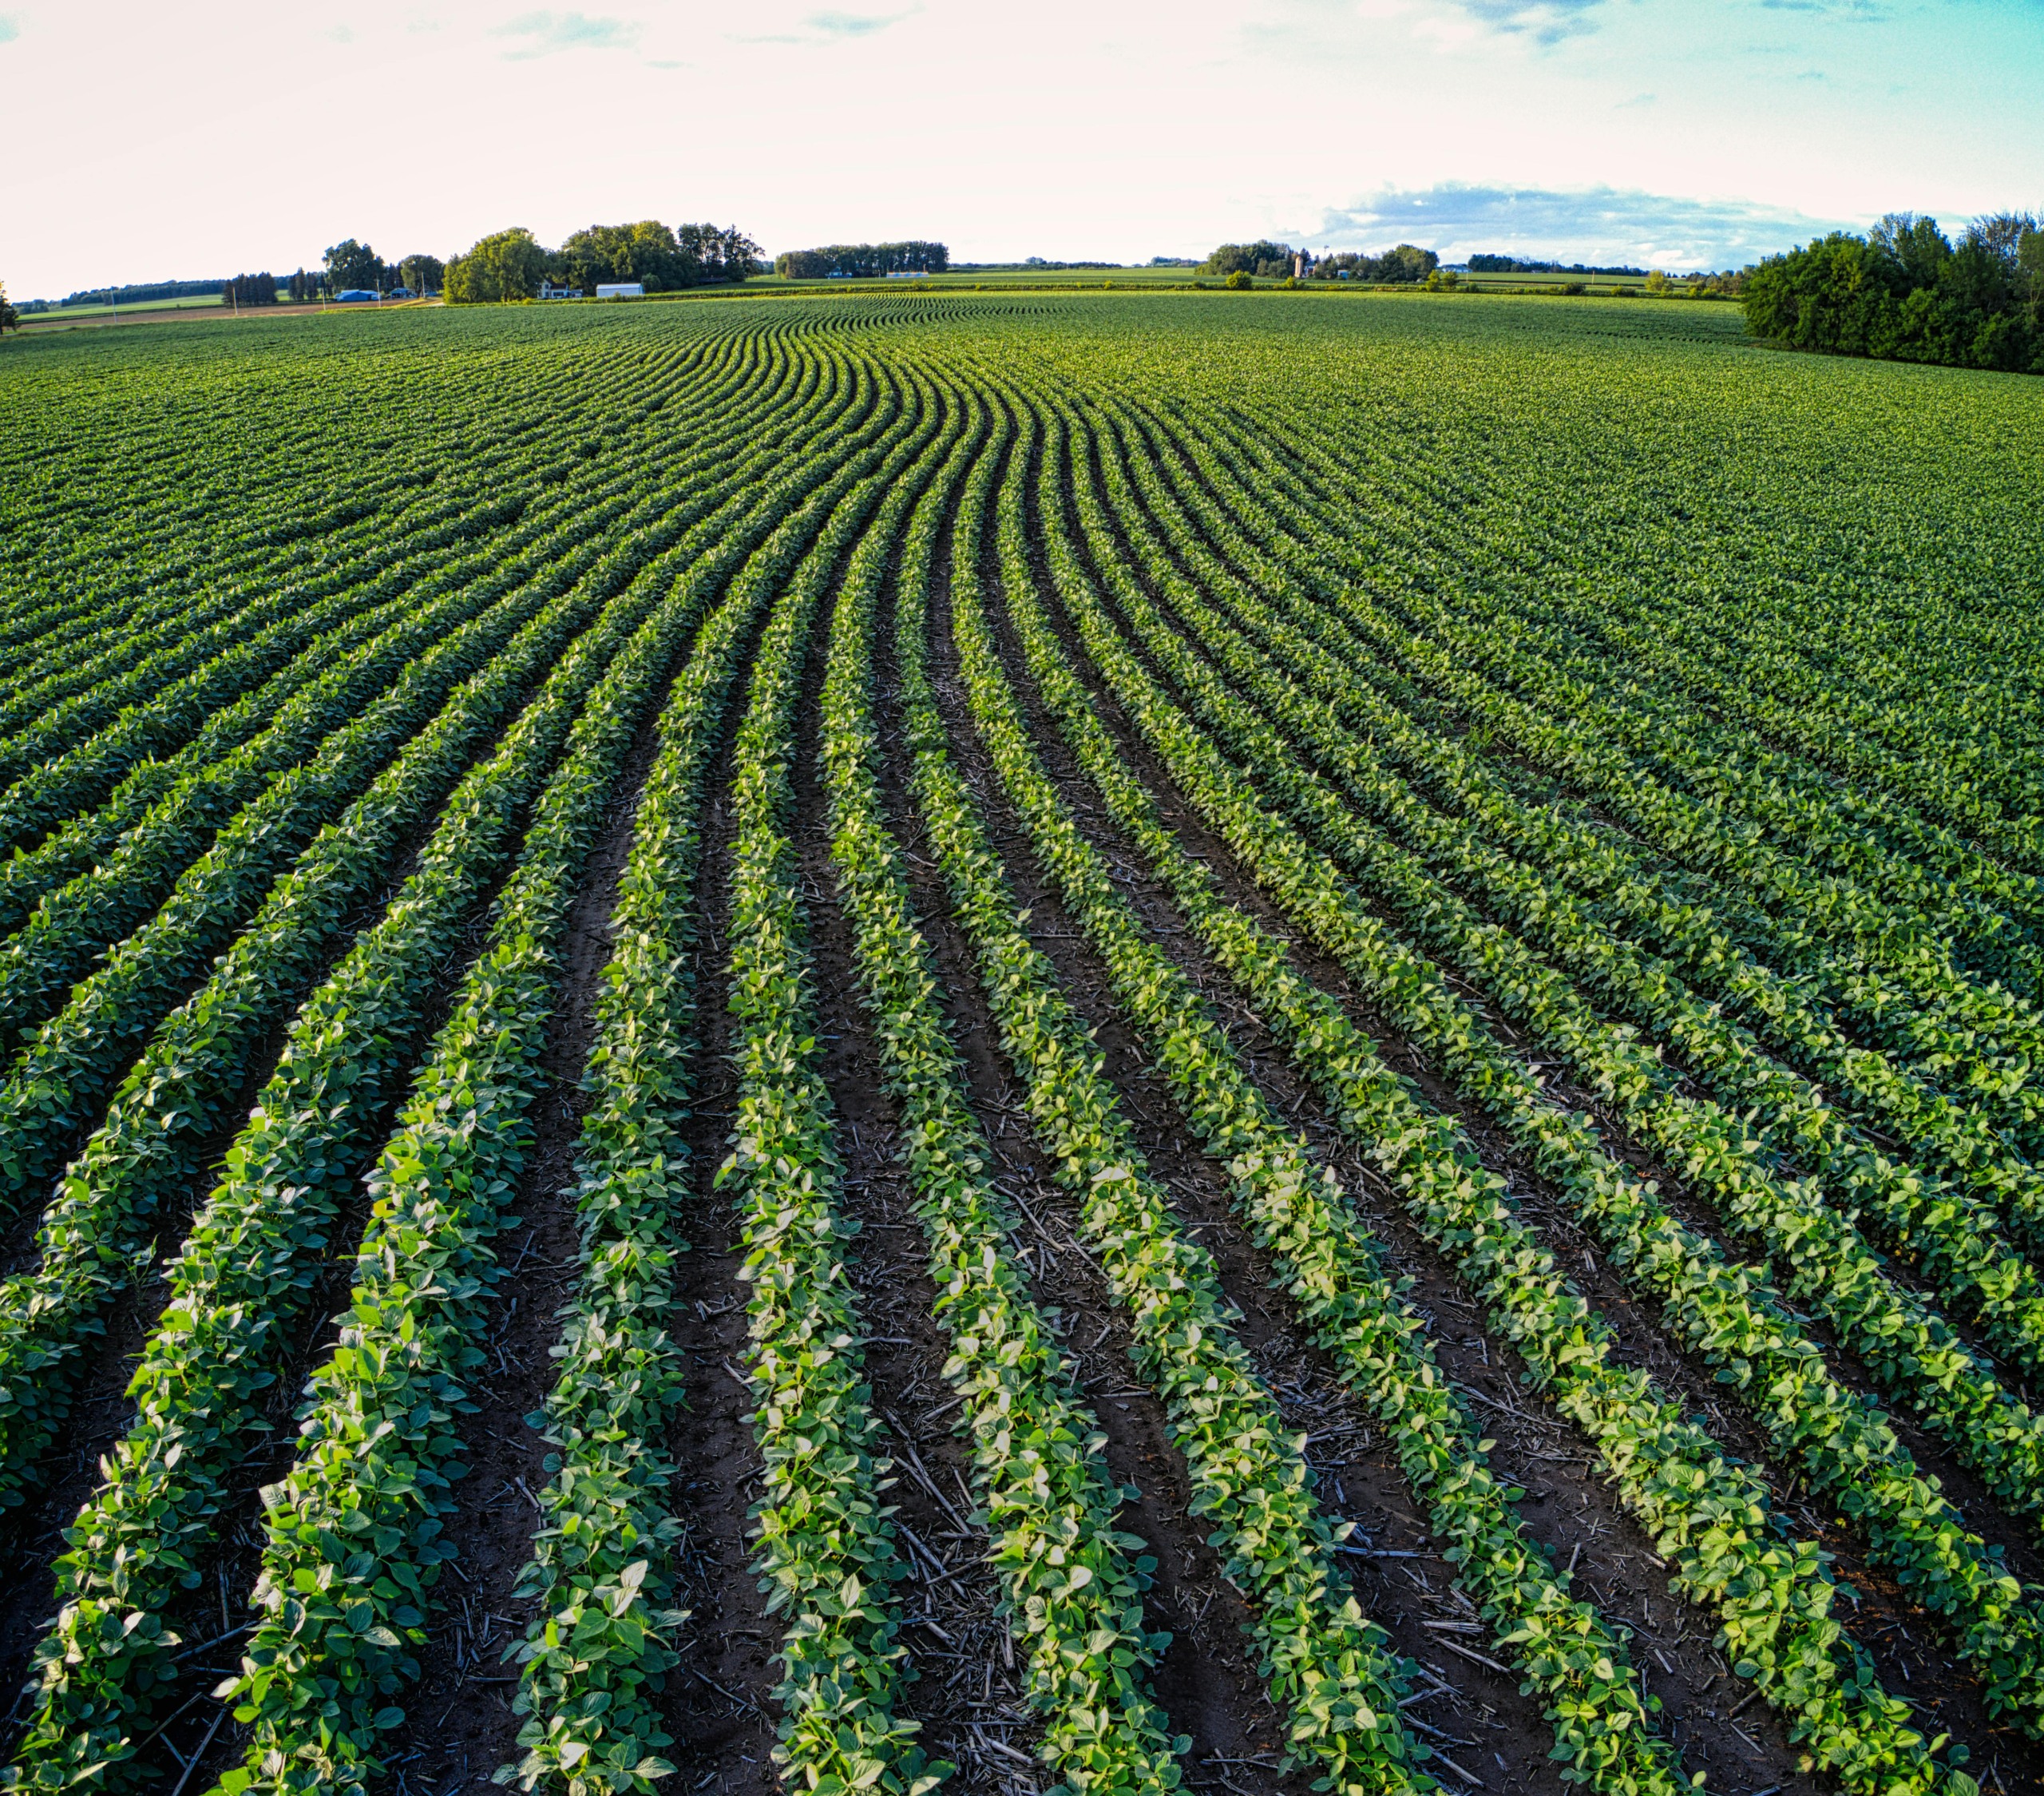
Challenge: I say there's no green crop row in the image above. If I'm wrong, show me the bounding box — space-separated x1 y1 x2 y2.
1107 398 2044 1217
1187 400 2044 1148
1082 402 2044 1401
0 327 782 903
1000 377 2018 1787
204 563 713 1796
1048 391 2044 1540
1 341 894 1796
0 327 782 870
903 391 1433 1796
822 390 1189 1794
960 387 1689 1794
717 373 952 1796
495 353 909 1796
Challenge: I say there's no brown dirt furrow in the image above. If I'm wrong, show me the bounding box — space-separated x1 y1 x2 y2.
653 688 782 1795
859 549 1341 1793
370 682 679 1796
788 623 1040 1795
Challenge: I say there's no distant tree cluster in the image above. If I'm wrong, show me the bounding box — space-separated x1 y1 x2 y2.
1200 240 1296 279
224 272 277 306
949 257 1120 273
323 239 394 293
1467 254 1648 276
314 240 444 297
59 279 224 307
1306 244 1439 283
774 241 949 280
0 282 17 335
555 222 761 292
444 221 761 303
1198 241 1441 283
401 254 446 297
445 229 550 304
1744 212 2044 375
1670 269 1748 299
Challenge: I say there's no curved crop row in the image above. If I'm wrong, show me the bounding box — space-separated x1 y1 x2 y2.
492 355 919 1796
0 326 778 858
0 325 810 916
1083 403 2044 1398
0 327 707 722
0 533 677 1504
1113 402 2044 1252
0 346 902 1796
1047 390 2044 1539
819 391 1189 1794
1005 379 2044 1746
901 394 1434 1796
953 391 1694 1794
203 561 722 1796
1004 382 2015 1782
717 375 952 1796
1192 402 2044 1144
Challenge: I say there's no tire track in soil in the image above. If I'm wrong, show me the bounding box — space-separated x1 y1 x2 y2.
0 688 542 1770
872 549 1323 1796
1009 414 2037 1792
652 678 782 1796
788 624 1040 1795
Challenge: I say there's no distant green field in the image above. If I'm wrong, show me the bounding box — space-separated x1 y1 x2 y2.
5 289 2044 1796
25 293 224 318
771 262 1198 291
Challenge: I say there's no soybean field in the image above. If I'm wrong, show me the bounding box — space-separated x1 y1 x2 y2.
3 291 2044 1796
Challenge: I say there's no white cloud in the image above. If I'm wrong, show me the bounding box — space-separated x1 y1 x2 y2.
1306 180 1850 268
806 9 913 35
1456 0 1606 43
494 10 640 56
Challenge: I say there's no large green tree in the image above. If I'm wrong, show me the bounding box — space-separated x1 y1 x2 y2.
557 220 762 288
1307 244 1438 283
1199 240 1294 278
553 221 687 291
1745 211 2043 374
0 281 18 335
773 240 944 279
398 253 446 295
323 238 387 293
444 228 549 303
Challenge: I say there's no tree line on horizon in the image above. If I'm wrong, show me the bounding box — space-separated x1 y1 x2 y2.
1743 212 2044 375
6 224 759 318
773 241 949 280
1468 253 1647 276
1198 240 1441 283
446 221 762 303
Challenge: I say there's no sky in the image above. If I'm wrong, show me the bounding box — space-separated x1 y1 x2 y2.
2 0 2040 298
